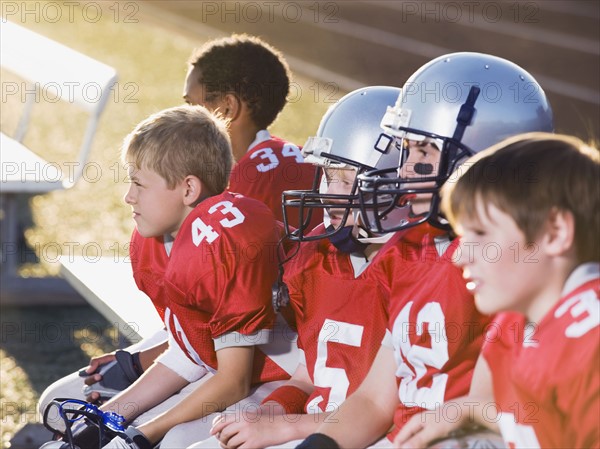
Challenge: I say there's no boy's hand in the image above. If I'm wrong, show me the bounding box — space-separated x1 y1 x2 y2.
211 412 288 449
80 351 143 403
80 353 117 403
84 353 117 374
393 405 464 449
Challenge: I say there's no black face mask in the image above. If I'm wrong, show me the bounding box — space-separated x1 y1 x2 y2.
326 225 368 255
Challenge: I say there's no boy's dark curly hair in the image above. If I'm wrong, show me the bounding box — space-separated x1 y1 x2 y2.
188 34 291 130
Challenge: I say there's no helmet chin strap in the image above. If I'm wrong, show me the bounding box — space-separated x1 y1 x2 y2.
327 225 369 254
327 211 394 254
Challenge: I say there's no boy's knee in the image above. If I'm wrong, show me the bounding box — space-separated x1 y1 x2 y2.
38 371 86 416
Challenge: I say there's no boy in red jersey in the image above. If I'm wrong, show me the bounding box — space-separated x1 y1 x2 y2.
395 133 599 449
189 86 403 449
296 52 554 449
183 34 321 231
40 34 312 441
43 105 293 449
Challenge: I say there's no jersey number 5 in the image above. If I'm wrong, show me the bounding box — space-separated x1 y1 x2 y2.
306 319 364 413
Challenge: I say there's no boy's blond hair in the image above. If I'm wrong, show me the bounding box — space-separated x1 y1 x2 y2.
122 105 232 195
442 132 600 263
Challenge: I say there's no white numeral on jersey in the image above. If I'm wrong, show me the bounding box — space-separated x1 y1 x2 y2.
308 319 364 414
393 301 449 410
251 144 303 172
555 289 600 338
192 201 245 246
208 200 245 228
251 147 279 172
192 218 219 246
282 143 304 163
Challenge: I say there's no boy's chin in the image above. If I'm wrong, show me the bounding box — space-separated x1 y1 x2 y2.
136 227 160 239
474 294 502 317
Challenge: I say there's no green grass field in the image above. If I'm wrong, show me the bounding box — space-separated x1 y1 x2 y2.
1 2 340 444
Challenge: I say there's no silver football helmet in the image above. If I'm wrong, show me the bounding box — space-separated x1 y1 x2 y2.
282 85 403 241
358 52 554 233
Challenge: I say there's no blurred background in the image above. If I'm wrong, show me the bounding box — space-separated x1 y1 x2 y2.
1 1 598 446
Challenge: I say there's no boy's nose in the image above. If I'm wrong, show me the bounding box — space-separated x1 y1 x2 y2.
124 186 135 205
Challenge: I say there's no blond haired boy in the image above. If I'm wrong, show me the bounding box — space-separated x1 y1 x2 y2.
43 105 292 449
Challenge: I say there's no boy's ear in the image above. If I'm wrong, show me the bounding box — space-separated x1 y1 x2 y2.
542 208 575 256
222 93 242 122
181 175 205 206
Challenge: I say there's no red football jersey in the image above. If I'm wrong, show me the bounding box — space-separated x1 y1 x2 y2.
136 191 289 384
284 225 388 413
228 131 321 232
130 230 170 320
370 226 492 440
483 264 600 449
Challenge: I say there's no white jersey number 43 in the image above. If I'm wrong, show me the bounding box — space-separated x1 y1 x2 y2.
192 200 245 246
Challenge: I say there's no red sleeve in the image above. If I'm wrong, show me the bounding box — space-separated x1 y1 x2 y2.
554 285 600 449
129 229 168 320
560 356 600 448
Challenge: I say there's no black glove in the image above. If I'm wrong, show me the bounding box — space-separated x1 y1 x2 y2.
295 433 341 449
82 351 143 399
103 351 143 388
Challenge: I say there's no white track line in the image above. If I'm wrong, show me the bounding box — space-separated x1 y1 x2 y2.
299 6 600 105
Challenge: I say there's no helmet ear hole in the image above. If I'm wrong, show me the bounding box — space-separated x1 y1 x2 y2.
374 133 393 154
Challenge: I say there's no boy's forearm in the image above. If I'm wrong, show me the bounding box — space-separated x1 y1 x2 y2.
137 369 251 442
278 411 336 442
462 396 500 433
138 341 169 371
317 393 393 449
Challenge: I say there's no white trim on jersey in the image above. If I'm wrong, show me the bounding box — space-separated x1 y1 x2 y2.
256 314 301 376
561 262 600 296
156 332 210 383
213 329 273 351
434 235 452 258
163 234 174 257
247 129 272 152
381 328 394 349
212 316 301 377
350 252 372 277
